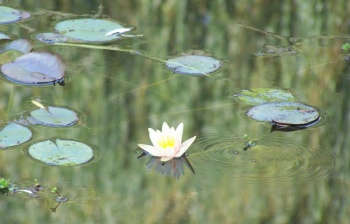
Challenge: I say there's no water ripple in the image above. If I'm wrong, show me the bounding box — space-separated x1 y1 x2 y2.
188 127 336 190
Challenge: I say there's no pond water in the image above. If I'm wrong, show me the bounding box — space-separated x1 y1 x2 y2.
0 1 350 223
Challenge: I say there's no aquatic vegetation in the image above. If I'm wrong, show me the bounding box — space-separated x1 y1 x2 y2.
1 52 66 86
26 138 96 166
55 18 137 43
28 103 79 127
246 102 321 131
342 42 350 52
0 122 32 149
138 122 196 162
165 50 223 76
0 6 30 24
234 88 295 105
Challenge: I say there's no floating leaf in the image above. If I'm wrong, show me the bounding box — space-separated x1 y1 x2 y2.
28 106 78 127
55 18 127 43
234 88 295 105
34 33 68 44
0 39 33 55
0 32 11 40
246 102 320 126
166 54 222 76
27 139 95 166
0 123 32 149
1 52 65 86
0 6 31 24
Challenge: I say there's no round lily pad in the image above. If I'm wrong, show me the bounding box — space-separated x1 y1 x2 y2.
27 139 94 166
234 88 295 105
0 123 32 149
0 6 31 24
55 18 125 43
246 102 320 125
166 54 222 76
29 106 78 127
1 52 65 86
34 33 68 44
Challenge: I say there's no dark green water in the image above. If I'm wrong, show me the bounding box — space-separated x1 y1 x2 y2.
0 1 350 223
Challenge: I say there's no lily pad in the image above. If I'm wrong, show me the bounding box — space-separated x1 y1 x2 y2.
55 18 126 43
0 6 31 24
0 39 33 55
166 53 222 76
246 102 320 125
27 139 94 166
0 32 11 40
234 88 295 105
28 106 78 127
0 123 32 149
34 33 68 45
1 52 65 86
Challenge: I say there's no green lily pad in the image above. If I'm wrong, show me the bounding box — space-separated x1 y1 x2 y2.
1 52 65 86
55 18 126 43
34 33 68 44
166 53 222 76
27 139 94 166
234 88 295 105
246 102 320 125
0 123 32 149
0 6 31 24
29 106 78 127
0 32 11 40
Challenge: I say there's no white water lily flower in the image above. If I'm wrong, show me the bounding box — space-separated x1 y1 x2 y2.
138 122 196 162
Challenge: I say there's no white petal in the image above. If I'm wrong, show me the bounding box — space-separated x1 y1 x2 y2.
175 136 196 157
149 129 161 147
175 123 183 147
105 27 133 36
138 144 163 157
162 122 171 134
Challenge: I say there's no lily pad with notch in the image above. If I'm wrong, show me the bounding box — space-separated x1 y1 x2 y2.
246 102 320 130
27 106 78 127
166 51 223 76
55 18 129 43
0 6 31 24
0 122 32 149
234 88 295 105
1 52 65 86
26 139 95 166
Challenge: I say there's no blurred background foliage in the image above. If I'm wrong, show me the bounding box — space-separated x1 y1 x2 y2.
0 0 350 223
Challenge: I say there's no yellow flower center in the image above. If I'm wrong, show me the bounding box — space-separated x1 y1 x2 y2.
158 136 175 149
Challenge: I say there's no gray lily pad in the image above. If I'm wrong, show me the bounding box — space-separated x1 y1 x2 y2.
0 123 32 149
28 106 78 127
34 33 68 44
27 139 94 166
0 39 33 55
234 88 295 105
55 18 126 43
1 52 65 86
0 6 31 24
246 102 320 125
166 54 222 76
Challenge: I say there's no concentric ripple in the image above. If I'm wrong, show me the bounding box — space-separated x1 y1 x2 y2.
188 127 336 190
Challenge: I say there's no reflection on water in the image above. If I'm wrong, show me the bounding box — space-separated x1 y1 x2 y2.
191 127 336 190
